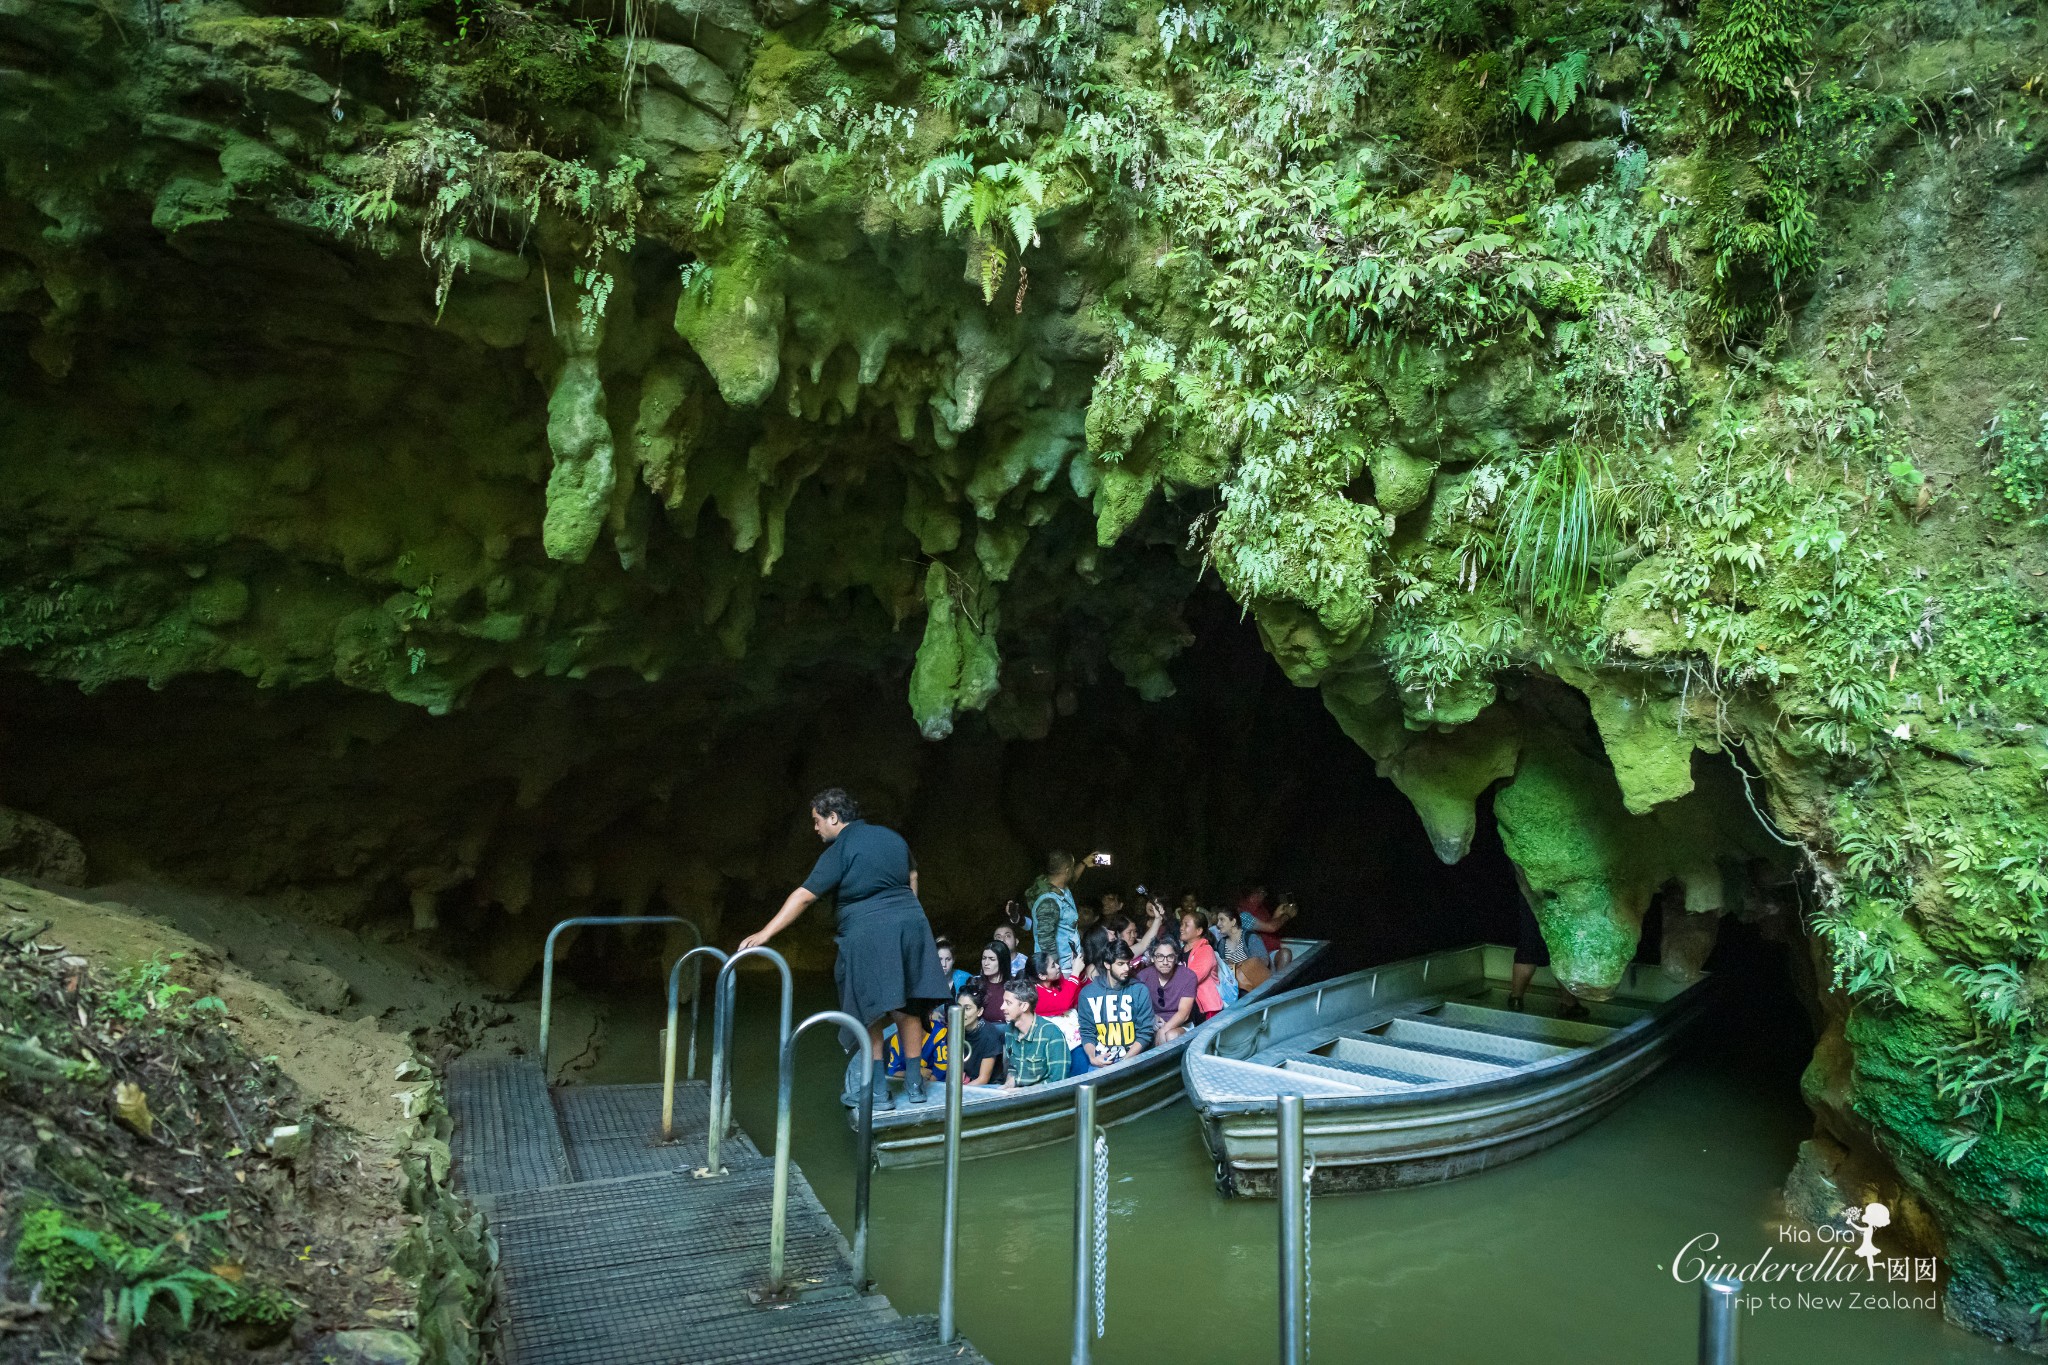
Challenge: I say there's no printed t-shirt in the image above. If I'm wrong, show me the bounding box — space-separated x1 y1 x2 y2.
1077 977 1156 1062
959 1020 1006 1083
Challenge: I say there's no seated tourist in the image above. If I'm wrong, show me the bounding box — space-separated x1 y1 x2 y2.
1138 940 1200 1044
1239 886 1297 969
954 987 1005 1086
1127 896 1168 962
1034 951 1087 1074
1180 910 1224 1019
1079 924 1116 983
976 940 1013 1023
1000 978 1071 1088
936 937 973 997
1213 909 1270 1001
1079 942 1155 1068
994 924 1029 978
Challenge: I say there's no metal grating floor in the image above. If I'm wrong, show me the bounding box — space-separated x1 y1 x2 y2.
553 1082 766 1180
445 1060 987 1365
446 1055 571 1197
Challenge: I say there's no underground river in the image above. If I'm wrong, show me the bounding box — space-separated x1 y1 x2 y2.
569 955 2022 1365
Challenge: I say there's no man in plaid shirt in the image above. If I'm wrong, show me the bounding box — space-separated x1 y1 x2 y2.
999 978 1071 1089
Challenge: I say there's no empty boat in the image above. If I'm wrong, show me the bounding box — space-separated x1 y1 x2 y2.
1185 943 1713 1194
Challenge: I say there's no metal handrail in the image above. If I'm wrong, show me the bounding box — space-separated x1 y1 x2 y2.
537 916 699 1075
1699 1276 1741 1363
938 1003 964 1345
1072 1083 1100 1365
704 945 793 1175
1277 1093 1307 1364
662 945 730 1141
767 1009 875 1297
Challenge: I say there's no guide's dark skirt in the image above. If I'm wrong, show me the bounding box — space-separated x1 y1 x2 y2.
836 904 951 1026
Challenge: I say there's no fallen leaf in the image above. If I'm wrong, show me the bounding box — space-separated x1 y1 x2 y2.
113 1082 153 1139
210 1263 245 1283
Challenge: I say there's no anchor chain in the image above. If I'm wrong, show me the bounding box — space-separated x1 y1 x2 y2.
1092 1130 1109 1338
1302 1151 1315 1358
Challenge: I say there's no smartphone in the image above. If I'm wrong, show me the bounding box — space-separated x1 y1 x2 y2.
1135 883 1148 896
1094 853 1112 866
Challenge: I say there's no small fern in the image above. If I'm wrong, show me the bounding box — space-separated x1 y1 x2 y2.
1513 50 1591 123
922 157 1047 304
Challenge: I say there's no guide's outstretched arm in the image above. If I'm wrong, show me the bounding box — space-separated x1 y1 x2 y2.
740 887 817 950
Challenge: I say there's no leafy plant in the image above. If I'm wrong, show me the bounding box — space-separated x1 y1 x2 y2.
1499 443 1626 611
1980 403 2048 522
14 1209 240 1343
916 156 1048 304
1512 50 1590 123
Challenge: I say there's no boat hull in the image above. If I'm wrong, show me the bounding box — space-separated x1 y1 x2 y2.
1186 945 1713 1195
866 939 1328 1168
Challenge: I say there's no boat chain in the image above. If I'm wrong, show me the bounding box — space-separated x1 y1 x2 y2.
1303 1150 1315 1357
1092 1130 1109 1339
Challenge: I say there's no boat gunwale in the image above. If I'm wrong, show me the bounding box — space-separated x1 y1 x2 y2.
1184 943 1716 1119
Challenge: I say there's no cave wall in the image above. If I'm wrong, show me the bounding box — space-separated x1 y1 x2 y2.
5 0 2048 1346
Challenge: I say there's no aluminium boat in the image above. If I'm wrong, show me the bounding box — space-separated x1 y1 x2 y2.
1185 943 1713 1195
862 938 1328 1168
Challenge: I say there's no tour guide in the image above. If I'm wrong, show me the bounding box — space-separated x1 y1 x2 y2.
740 789 951 1112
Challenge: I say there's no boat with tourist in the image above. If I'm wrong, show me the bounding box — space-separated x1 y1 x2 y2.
1185 943 1714 1194
861 937 1329 1167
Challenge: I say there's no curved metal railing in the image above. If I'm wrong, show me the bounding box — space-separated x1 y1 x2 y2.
661 945 730 1141
537 916 700 1075
704 945 793 1174
768 1009 875 1296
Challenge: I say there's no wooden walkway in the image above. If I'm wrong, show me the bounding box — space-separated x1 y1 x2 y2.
445 1057 987 1365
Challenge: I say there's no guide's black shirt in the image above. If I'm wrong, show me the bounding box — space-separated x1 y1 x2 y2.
799 819 923 929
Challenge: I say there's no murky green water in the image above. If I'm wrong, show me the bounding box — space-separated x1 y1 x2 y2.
577 970 2020 1365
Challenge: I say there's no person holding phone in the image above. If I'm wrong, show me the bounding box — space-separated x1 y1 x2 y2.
1028 849 1109 973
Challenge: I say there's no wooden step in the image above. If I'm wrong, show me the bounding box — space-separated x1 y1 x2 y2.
1322 1036 1514 1083
1427 1001 1616 1046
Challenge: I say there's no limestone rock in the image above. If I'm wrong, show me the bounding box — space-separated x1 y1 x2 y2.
633 87 731 154
1369 444 1438 517
908 562 1000 739
1378 708 1521 864
674 253 784 408
1565 666 1696 812
1493 733 1660 996
637 41 735 115
1551 138 1618 192
542 355 618 564
0 807 86 885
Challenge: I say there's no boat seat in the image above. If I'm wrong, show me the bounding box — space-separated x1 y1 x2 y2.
1263 1047 1430 1089
1318 1035 1514 1083
1424 1000 1617 1046
1377 1017 1578 1065
1187 1054 1377 1101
